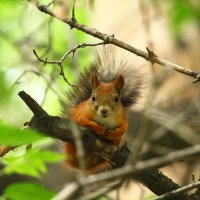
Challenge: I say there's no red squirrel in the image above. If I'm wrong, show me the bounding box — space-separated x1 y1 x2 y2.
64 49 142 173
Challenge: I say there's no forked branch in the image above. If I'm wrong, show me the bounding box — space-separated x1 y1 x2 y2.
27 0 200 83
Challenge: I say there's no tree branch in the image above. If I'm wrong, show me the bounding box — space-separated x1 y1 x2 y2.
151 180 200 200
27 0 200 82
33 41 106 86
17 91 200 200
18 91 119 158
54 143 200 200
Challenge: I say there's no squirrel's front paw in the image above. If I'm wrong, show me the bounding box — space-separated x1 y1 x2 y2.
104 131 121 145
93 125 106 135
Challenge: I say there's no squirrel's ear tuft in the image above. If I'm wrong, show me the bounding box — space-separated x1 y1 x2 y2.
91 72 99 89
114 75 124 93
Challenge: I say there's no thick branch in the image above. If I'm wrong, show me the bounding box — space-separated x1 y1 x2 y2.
19 90 48 117
17 91 195 200
152 180 200 200
54 143 200 200
18 91 119 157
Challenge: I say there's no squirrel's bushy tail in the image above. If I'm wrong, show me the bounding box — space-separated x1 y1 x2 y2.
67 46 144 107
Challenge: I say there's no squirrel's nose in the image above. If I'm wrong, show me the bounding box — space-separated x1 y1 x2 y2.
101 108 108 115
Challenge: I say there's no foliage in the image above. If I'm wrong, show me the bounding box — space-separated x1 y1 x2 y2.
3 182 55 200
0 122 44 146
1 148 64 178
168 0 200 38
0 0 92 199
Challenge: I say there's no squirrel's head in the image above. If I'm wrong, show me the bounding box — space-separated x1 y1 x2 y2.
87 72 124 127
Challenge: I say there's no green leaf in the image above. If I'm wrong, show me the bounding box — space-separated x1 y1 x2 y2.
4 182 55 200
0 121 44 146
169 0 200 38
1 148 64 178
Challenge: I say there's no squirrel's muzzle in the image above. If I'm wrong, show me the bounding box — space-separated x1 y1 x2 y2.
99 106 109 118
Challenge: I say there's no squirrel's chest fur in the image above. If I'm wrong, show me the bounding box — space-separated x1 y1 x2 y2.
94 113 118 129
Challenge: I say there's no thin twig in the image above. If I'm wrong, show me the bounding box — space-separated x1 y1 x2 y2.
72 0 76 21
81 144 200 186
151 180 200 200
53 145 200 199
70 123 86 171
33 42 106 86
33 49 76 87
27 0 200 82
81 180 121 200
10 69 40 88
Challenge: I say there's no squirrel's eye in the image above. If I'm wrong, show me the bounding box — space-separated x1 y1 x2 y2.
114 96 119 102
92 96 96 101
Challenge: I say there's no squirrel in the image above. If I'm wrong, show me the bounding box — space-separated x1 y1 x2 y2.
63 47 143 173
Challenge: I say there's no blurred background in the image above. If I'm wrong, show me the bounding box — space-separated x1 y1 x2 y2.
0 0 200 199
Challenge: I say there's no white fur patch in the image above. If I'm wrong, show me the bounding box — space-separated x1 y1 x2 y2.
95 113 117 129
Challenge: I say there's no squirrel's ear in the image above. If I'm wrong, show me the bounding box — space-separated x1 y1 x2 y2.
114 75 124 93
91 73 99 89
